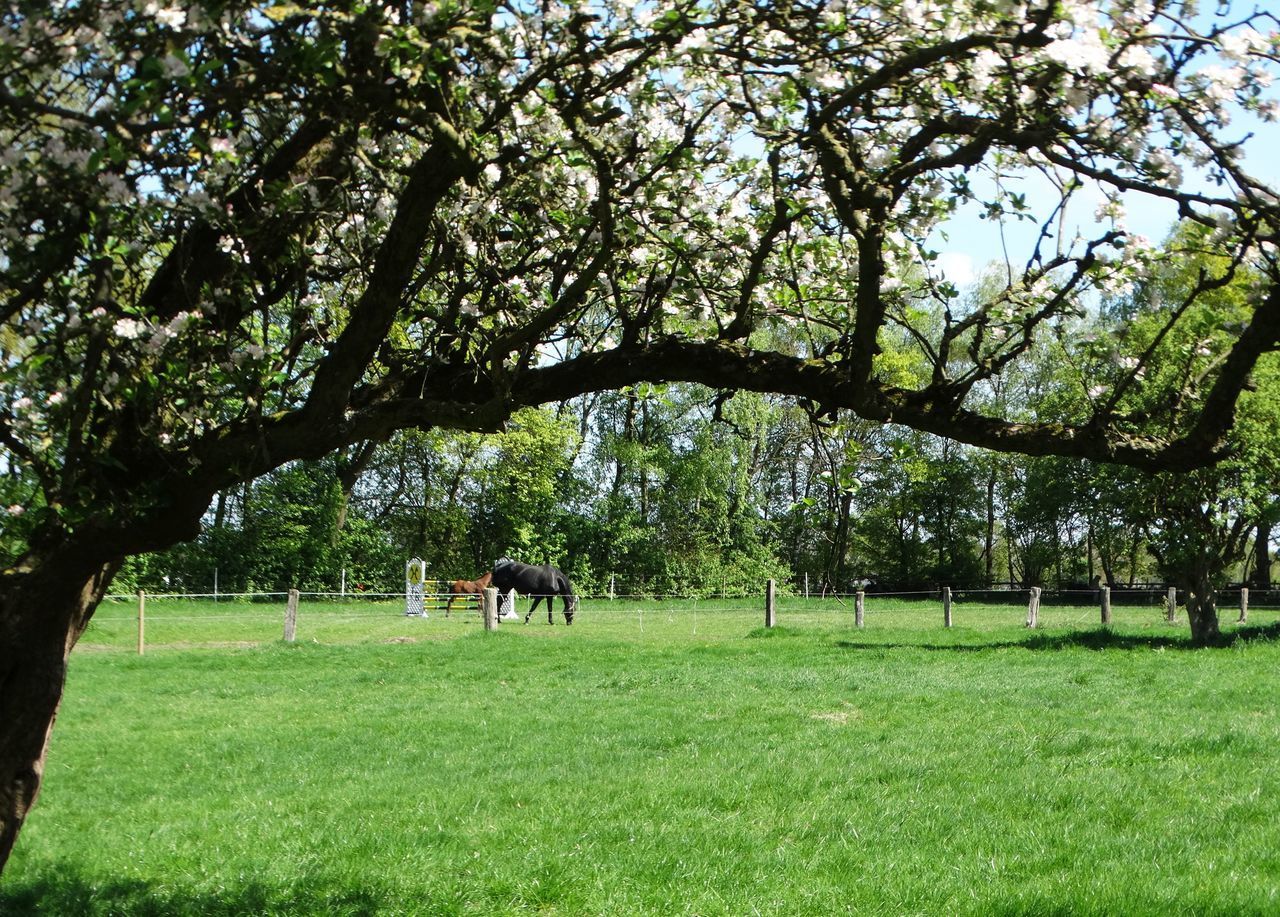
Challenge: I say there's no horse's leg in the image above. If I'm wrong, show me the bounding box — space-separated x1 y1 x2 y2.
529 596 553 624
447 585 466 618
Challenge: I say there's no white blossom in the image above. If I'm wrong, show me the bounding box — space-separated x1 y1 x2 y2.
969 49 1003 92
1094 197 1126 227
166 310 200 334
1145 148 1182 187
145 3 187 29
1219 29 1266 63
1043 33 1110 74
1116 45 1157 77
146 328 174 353
1198 65 1245 104
677 29 710 53
98 172 134 205
113 317 147 339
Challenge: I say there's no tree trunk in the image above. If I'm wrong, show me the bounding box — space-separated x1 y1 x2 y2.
212 490 228 531
830 489 853 590
1254 518 1273 590
0 549 120 873
1185 588 1221 644
1185 560 1221 645
332 441 378 545
984 469 995 585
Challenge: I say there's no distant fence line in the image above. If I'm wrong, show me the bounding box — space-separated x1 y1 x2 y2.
102 582 1280 656
109 566 1280 604
104 585 1280 606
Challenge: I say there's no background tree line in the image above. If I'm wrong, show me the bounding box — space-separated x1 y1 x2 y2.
119 396 1276 600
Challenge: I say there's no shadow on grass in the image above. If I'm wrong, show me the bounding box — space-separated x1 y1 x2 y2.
833 620 1280 653
0 868 392 917
747 625 805 638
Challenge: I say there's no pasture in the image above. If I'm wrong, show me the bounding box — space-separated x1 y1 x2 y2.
4 595 1280 915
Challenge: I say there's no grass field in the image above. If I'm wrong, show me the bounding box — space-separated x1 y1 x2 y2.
4 595 1280 915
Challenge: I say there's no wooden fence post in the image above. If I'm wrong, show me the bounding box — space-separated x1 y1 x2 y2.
855 590 865 628
765 579 776 628
483 586 498 631
284 589 298 642
1100 585 1112 626
1239 587 1249 624
943 586 952 628
137 590 145 656
1026 586 1041 628
1166 586 1177 623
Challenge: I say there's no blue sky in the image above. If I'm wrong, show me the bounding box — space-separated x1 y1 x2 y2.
931 56 1280 288
931 110 1280 287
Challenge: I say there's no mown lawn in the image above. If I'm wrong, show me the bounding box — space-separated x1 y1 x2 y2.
4 597 1280 915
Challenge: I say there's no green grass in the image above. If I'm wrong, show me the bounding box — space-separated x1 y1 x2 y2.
5 596 1280 914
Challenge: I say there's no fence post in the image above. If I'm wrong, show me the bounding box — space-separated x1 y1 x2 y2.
765 579 776 628
284 589 298 642
804 573 809 599
1026 586 1041 628
1239 587 1249 624
943 586 952 628
855 590 865 628
1100 585 1111 626
609 574 616 601
483 586 498 631
137 590 146 656
1166 586 1177 623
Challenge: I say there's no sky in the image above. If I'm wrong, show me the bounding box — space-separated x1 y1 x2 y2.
931 33 1280 288
931 112 1280 288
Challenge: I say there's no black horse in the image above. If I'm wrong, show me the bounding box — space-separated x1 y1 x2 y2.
491 558 577 625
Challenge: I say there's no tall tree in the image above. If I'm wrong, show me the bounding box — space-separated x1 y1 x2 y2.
3 0 1279 869
1092 225 1280 640
1251 511 1276 589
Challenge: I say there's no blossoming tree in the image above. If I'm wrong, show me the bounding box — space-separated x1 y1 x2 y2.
2 0 1278 870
